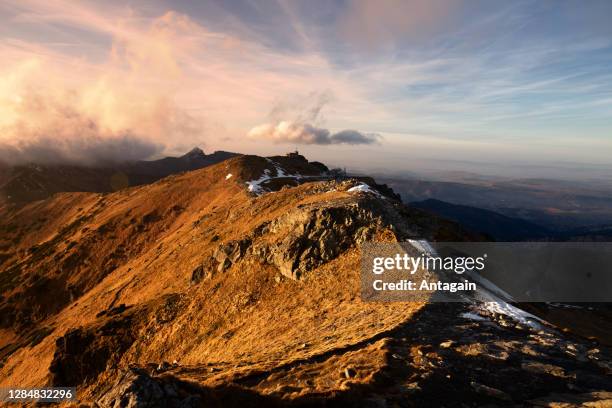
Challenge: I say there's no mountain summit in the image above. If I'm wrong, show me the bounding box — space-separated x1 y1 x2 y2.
0 153 610 406
178 147 208 164
182 147 206 159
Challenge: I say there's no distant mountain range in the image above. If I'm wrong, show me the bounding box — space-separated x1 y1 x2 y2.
0 148 238 206
379 176 612 231
411 198 612 241
410 199 551 241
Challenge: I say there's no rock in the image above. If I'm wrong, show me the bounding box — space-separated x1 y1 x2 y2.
200 187 440 281
456 343 510 361
217 258 231 273
588 348 601 357
528 391 612 407
96 368 202 408
251 203 384 280
155 294 182 324
400 382 421 393
521 361 567 378
439 340 454 348
210 239 252 273
470 381 511 401
109 304 129 315
96 303 130 318
344 367 356 379
190 265 205 284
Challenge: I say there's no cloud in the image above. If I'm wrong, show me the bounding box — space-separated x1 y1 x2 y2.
268 91 334 123
0 11 204 165
0 135 161 166
247 121 381 145
338 0 461 50
2 0 611 169
251 91 382 146
330 129 382 145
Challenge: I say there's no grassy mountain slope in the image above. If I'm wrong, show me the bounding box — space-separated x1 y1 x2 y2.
0 154 610 406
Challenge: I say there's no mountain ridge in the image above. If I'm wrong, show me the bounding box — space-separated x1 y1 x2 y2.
410 198 551 241
0 153 610 406
0 148 239 206
411 198 612 242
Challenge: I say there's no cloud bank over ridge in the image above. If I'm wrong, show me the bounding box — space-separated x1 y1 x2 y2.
0 11 202 165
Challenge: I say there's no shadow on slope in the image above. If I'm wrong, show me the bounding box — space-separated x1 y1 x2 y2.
96 302 611 407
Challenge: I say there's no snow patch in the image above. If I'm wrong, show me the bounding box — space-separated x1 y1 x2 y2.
468 272 515 303
408 239 437 256
409 238 545 330
225 173 233 180
245 169 271 195
480 300 544 329
244 159 316 196
460 312 486 321
347 183 382 197
275 165 287 177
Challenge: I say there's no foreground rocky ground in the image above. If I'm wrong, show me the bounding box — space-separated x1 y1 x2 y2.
90 301 611 407
0 154 610 406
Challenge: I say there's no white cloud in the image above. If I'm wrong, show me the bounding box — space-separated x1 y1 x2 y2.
248 121 381 145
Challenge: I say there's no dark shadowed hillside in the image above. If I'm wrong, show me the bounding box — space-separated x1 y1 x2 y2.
0 148 238 206
410 199 551 241
411 199 612 242
380 177 612 231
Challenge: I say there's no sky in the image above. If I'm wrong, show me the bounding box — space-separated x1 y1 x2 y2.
0 0 611 177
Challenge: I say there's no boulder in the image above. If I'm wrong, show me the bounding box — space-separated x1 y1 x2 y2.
190 265 205 284
96 368 202 408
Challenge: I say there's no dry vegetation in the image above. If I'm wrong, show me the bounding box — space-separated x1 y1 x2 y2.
0 155 610 407
0 155 429 401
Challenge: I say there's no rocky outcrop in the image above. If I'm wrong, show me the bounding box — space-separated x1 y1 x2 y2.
190 265 206 284
250 204 382 279
375 302 612 407
201 199 390 280
97 368 203 408
198 181 478 282
212 239 252 273
96 367 287 408
49 316 136 387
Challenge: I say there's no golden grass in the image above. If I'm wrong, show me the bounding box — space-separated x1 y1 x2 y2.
0 156 425 402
